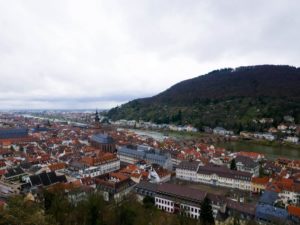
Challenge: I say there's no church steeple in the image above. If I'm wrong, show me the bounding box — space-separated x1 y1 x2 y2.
95 110 100 123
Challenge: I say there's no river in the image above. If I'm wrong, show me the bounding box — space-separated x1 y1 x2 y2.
127 129 300 160
216 141 300 160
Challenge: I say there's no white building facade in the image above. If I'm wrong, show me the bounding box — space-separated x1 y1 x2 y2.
176 161 202 182
80 159 120 178
176 162 252 191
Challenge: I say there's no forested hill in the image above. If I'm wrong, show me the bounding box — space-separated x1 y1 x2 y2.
107 65 300 131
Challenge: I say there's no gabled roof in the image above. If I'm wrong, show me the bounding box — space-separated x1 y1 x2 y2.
30 174 42 186
157 183 207 203
237 151 264 160
266 182 282 193
48 162 66 171
235 155 258 168
177 160 201 171
252 177 270 185
39 172 53 186
197 164 252 181
136 181 158 192
4 167 25 178
29 171 66 187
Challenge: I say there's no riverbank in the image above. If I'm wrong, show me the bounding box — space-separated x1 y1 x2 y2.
216 140 300 160
127 128 300 160
244 138 300 150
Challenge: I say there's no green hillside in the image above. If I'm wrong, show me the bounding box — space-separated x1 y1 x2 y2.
107 65 300 132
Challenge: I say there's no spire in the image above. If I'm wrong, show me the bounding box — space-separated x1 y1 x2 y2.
95 109 100 123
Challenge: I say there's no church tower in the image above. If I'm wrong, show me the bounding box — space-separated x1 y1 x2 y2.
95 110 100 123
94 110 101 128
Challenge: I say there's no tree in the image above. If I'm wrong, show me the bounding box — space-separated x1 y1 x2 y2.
84 193 105 225
117 205 136 225
200 197 214 225
259 164 264 178
232 212 241 225
230 159 237 170
171 110 183 125
43 189 71 225
142 196 155 208
246 219 258 225
0 195 54 225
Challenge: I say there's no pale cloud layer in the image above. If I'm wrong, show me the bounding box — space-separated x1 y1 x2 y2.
0 0 299 109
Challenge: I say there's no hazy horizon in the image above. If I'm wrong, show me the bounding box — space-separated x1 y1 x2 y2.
1 0 300 109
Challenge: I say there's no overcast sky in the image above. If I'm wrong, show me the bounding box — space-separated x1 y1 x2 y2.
0 0 299 110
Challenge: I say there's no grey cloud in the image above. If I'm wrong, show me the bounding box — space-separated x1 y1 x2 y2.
0 95 138 102
0 0 299 109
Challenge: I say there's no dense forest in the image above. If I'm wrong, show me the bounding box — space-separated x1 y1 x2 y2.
107 65 300 132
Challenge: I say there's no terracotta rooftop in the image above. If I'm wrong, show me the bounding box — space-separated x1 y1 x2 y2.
237 151 264 159
48 162 66 171
288 205 300 218
110 172 128 181
252 177 270 185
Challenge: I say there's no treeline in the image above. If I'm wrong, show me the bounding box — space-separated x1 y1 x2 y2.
0 191 204 225
0 191 262 225
107 97 300 133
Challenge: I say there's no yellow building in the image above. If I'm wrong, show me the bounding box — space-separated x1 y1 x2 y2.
251 177 270 194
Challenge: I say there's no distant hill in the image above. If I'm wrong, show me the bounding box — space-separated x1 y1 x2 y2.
107 65 300 132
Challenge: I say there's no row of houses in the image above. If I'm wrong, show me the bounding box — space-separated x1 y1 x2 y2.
240 130 299 143
113 120 198 132
135 181 300 224
175 160 300 211
135 181 256 220
176 161 252 191
212 127 234 136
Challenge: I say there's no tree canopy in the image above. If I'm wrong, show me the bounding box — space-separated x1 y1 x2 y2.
230 159 237 170
200 196 215 225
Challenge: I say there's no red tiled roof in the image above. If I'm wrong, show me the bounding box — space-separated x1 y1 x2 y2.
131 173 142 178
0 137 37 144
48 162 66 171
81 152 117 166
110 172 128 181
1 140 11 145
0 169 6 176
0 161 6 167
252 177 269 185
237 151 264 159
266 183 282 193
141 171 149 178
288 205 300 218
